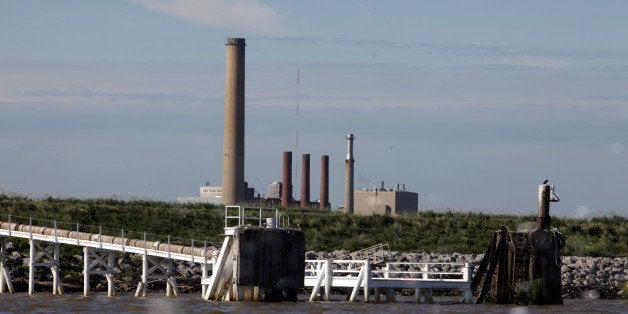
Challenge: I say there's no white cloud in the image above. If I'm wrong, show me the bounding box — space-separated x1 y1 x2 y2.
132 0 294 36
483 55 566 68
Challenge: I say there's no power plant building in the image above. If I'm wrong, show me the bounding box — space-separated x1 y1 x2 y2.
353 183 418 216
268 181 282 199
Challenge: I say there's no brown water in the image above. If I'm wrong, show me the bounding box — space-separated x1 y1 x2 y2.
0 293 625 313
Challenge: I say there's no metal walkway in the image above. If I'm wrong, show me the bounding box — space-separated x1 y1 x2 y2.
1 208 474 303
0 215 216 297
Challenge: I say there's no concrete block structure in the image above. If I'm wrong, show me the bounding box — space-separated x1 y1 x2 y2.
354 185 418 216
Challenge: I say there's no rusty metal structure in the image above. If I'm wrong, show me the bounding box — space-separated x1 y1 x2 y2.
472 181 564 305
281 151 293 207
221 38 246 205
300 154 310 207
320 155 329 209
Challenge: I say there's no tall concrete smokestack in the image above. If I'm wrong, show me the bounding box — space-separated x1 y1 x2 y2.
320 155 329 210
300 154 310 207
282 151 292 207
221 38 246 205
344 133 355 213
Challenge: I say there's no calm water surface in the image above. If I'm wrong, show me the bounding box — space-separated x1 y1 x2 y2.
0 293 625 313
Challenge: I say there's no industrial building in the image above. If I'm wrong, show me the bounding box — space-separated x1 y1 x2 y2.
176 38 418 211
177 182 254 205
353 182 418 216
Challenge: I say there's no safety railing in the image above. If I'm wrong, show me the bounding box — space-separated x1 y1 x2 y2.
223 206 288 229
0 214 220 262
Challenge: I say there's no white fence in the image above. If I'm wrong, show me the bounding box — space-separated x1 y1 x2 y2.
304 259 474 303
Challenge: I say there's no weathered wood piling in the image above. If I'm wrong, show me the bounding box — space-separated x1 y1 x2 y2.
472 181 565 305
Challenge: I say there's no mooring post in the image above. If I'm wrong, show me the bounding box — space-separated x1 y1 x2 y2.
463 263 473 303
496 226 510 304
529 181 563 305
537 184 551 230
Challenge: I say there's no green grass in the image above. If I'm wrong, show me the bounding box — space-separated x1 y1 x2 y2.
1 193 625 257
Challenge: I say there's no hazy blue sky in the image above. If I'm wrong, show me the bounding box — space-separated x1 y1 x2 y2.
1 1 627 217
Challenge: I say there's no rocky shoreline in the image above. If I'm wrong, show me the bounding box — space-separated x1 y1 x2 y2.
1 241 625 299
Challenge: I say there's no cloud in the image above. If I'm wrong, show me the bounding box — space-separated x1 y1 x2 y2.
132 0 294 36
482 55 566 68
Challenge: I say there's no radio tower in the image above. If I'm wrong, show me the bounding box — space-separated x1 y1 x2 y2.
295 68 300 185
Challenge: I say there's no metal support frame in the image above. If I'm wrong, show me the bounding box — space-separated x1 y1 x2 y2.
28 239 64 295
0 237 15 293
305 260 473 304
203 234 235 300
134 255 179 297
83 247 116 296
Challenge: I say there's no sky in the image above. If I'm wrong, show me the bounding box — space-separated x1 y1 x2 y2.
1 0 627 217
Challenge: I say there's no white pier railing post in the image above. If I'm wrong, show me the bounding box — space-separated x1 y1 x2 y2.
107 252 115 297
204 234 235 301
52 243 63 295
134 253 148 297
135 233 148 298
201 240 208 297
83 247 90 296
364 260 371 303
309 261 326 301
349 261 366 302
324 259 332 301
28 239 35 295
0 237 15 293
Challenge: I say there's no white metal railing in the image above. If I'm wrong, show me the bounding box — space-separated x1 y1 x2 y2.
304 259 473 303
336 243 389 264
379 262 468 281
223 206 288 229
0 214 217 263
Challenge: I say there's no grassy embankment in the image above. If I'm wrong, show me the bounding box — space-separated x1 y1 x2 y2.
1 194 626 257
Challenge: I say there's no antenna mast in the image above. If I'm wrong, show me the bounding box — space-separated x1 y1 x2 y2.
295 67 300 183
296 67 300 147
